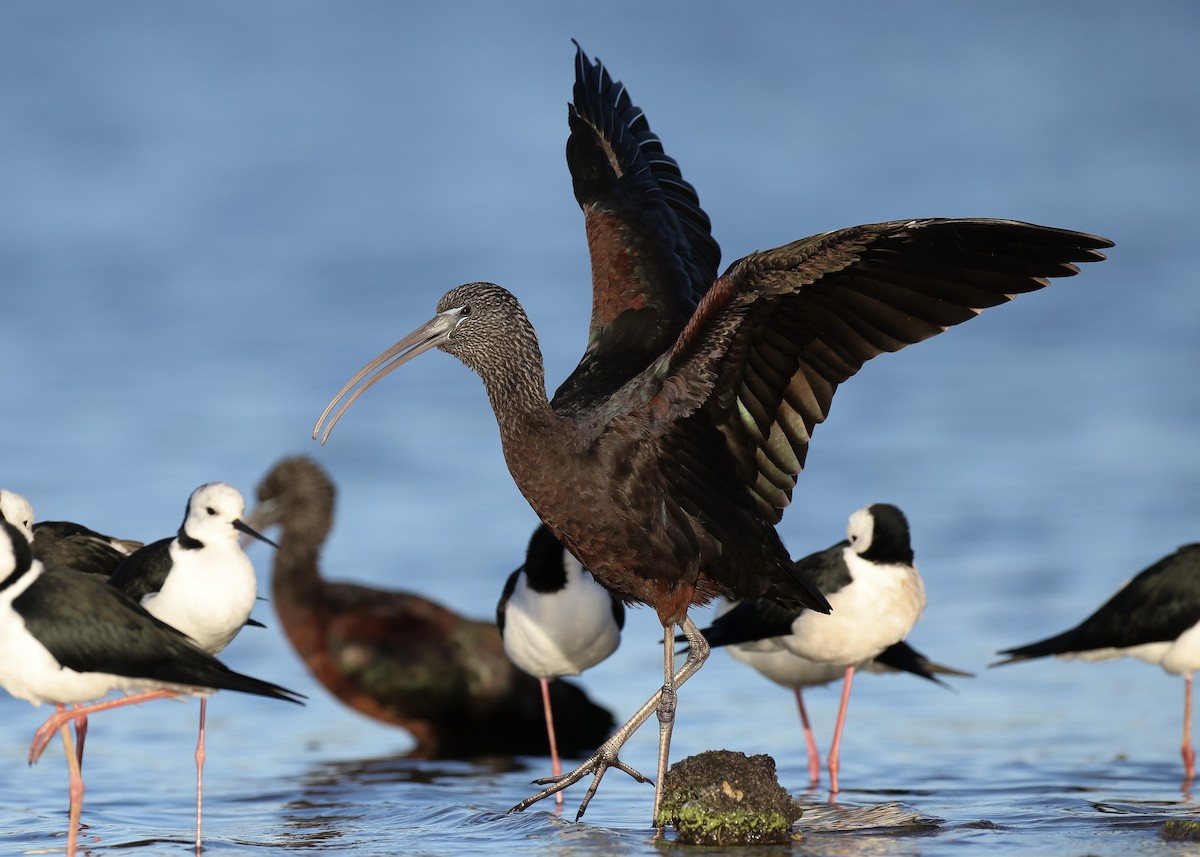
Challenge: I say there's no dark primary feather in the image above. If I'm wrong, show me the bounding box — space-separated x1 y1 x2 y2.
625 218 1111 527
996 544 1200 664
553 43 720 414
12 567 302 703
108 537 173 601
875 641 973 684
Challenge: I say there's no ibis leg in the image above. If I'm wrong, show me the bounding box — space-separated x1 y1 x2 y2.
509 615 710 824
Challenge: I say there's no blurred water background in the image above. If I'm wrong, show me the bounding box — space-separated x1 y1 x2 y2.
2 2 1199 854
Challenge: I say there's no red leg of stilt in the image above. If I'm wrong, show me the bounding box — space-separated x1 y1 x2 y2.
826 666 856 795
29 690 180 765
196 698 207 851
58 715 83 857
73 709 89 770
539 678 563 809
792 687 822 789
1183 674 1195 786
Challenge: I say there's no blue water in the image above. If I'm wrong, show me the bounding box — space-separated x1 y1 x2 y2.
2 1 1199 853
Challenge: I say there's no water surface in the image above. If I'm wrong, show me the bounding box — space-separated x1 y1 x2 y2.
1 2 1198 854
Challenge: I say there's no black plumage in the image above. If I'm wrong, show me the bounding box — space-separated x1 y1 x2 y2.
996 544 1200 662
312 44 1110 821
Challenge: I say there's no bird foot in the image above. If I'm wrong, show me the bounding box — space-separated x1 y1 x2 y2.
511 740 652 821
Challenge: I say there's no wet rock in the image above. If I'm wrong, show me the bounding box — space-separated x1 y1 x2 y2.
654 749 803 845
1162 819 1200 841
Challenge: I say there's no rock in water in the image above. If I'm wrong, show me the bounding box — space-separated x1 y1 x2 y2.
654 750 803 845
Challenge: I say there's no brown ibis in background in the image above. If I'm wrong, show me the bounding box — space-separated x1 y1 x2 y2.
497 523 625 806
247 455 615 759
994 542 1200 787
312 44 1111 822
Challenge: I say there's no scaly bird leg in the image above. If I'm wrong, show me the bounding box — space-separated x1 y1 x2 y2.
509 615 710 823
651 615 710 825
29 690 180 766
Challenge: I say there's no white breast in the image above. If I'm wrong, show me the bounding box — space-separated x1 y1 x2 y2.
783 550 926 666
142 540 257 654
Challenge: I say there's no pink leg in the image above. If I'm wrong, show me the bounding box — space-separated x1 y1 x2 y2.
73 709 89 769
196 698 207 850
826 666 856 796
792 688 821 788
29 690 180 765
1183 674 1195 786
539 678 563 809
58 713 83 857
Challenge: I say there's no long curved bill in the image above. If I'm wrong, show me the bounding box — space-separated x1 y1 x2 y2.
313 308 464 445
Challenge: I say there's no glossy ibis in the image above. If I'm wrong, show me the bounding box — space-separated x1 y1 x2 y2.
313 45 1111 821
498 523 624 803
0 520 300 857
247 455 614 758
995 542 1200 786
108 482 276 847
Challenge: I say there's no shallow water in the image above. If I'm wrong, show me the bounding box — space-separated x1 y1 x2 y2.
2 1 1200 854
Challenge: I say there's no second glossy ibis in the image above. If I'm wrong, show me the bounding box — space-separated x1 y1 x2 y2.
247 455 615 759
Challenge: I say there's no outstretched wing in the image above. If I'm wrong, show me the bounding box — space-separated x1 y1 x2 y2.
553 43 720 413
643 218 1111 523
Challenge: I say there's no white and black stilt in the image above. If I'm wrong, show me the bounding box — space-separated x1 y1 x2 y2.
498 524 624 807
995 542 1200 786
0 520 301 856
697 504 927 793
108 482 276 847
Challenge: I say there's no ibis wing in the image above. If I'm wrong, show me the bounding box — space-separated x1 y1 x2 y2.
651 218 1111 523
552 43 720 413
